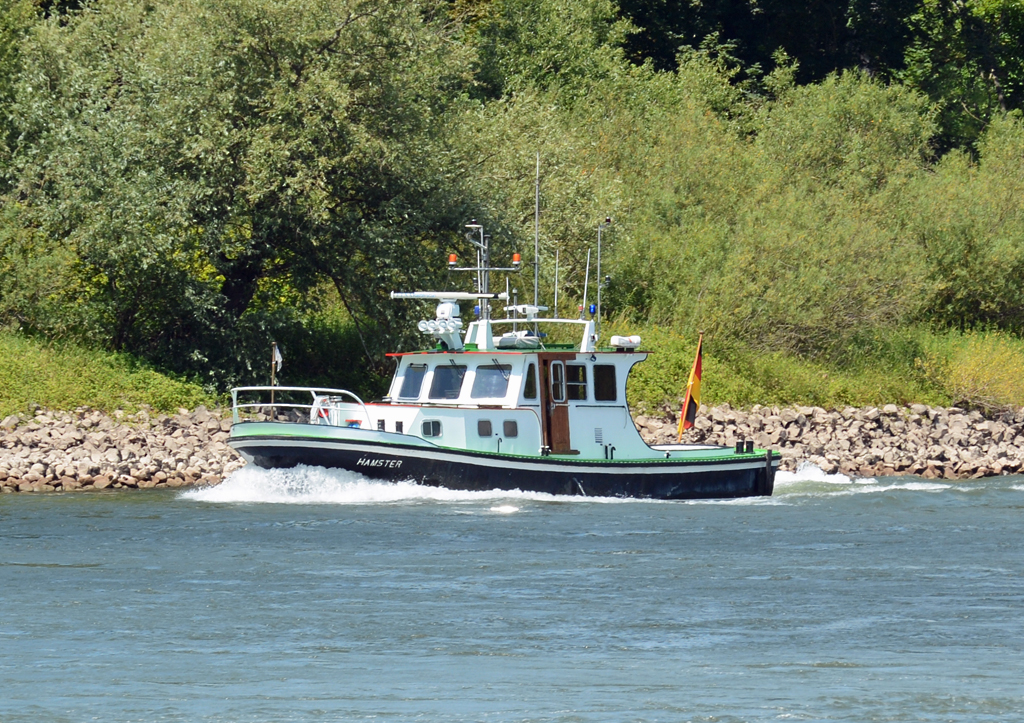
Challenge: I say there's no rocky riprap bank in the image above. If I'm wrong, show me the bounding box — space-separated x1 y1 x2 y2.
0 407 244 493
3 402 1023 492
638 403 1024 479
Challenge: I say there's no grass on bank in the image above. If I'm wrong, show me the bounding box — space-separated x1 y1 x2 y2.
620 324 1024 415
0 331 219 418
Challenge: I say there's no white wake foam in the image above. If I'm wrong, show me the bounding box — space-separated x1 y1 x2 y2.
181 464 573 506
182 462 955 507
773 461 949 496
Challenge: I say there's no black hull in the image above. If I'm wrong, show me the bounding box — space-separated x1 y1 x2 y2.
231 435 778 500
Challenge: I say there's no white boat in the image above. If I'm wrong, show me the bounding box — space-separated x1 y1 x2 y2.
229 223 778 499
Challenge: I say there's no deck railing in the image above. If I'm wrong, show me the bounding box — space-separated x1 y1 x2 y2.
230 386 372 428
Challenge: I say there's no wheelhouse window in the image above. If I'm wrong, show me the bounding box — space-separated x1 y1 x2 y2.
566 364 587 401
523 363 538 400
477 419 493 437
471 364 512 399
503 420 518 438
398 364 427 399
428 364 467 400
594 365 617 401
422 420 442 437
550 362 565 403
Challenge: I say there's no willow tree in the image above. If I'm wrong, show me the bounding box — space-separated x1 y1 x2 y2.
7 0 477 385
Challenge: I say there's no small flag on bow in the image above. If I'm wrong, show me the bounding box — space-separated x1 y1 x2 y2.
677 333 703 442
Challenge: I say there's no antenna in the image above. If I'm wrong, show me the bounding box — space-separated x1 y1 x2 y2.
553 249 559 318
534 152 540 308
581 249 591 320
597 217 611 342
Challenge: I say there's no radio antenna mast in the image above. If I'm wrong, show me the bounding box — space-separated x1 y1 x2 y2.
553 249 559 318
534 152 540 307
581 249 591 319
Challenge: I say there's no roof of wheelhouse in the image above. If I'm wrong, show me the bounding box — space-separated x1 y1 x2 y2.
386 346 650 357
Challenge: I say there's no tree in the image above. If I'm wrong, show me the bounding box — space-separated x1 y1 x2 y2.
7 0 479 385
901 0 1024 150
908 115 1024 332
472 0 631 99
0 0 37 186
617 0 917 83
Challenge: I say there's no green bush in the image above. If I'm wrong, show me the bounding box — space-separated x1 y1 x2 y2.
615 322 949 414
917 330 1024 412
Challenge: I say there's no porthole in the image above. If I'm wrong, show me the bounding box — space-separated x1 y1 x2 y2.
421 420 442 437
503 420 518 438
478 419 493 437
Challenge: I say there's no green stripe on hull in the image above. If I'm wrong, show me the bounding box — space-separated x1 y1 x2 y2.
230 422 777 466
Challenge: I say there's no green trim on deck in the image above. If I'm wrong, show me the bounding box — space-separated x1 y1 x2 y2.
230 421 779 466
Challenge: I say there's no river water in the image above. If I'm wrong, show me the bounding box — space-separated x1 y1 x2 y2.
1 465 1022 722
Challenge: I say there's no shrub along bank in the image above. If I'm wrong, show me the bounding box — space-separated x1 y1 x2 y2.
622 325 1024 416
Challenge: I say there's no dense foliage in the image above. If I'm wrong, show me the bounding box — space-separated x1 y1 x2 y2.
1 0 1024 410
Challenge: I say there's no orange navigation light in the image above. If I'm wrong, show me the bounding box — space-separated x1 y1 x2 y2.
512 253 521 267
448 253 457 267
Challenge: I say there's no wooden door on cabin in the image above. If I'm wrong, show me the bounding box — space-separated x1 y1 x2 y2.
539 354 576 454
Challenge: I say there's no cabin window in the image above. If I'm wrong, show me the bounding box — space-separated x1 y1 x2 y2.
428 364 467 400
478 419 492 437
523 363 538 400
503 420 518 438
471 364 512 399
550 362 565 402
594 365 617 401
422 420 442 437
566 364 587 401
398 364 427 399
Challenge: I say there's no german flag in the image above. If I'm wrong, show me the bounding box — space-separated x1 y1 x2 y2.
677 334 703 442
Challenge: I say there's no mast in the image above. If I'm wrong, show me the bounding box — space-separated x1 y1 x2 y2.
580 249 591 320
465 221 487 320
450 221 521 349
597 217 611 342
534 152 540 307
554 250 559 318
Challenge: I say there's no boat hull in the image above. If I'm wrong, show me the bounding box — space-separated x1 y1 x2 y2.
229 424 778 500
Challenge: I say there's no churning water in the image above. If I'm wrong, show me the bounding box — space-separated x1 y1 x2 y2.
2 465 1023 722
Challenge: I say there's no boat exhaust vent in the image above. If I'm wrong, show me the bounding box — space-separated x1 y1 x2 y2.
594 428 603 444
